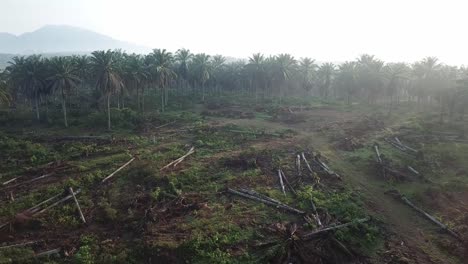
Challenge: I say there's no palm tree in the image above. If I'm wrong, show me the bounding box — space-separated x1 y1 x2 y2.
247 53 266 100
317 63 334 98
90 50 124 130
274 54 297 102
298 58 317 95
149 49 177 112
356 54 384 104
175 48 193 94
0 70 10 105
211 55 226 95
335 62 357 105
7 55 46 120
123 53 148 111
46 56 81 127
192 53 211 102
412 57 442 105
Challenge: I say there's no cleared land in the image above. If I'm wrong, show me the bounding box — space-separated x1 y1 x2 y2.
0 100 467 263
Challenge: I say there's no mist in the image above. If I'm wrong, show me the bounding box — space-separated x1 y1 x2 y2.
1 0 468 65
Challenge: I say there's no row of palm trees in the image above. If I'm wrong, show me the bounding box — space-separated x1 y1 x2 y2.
1 49 467 129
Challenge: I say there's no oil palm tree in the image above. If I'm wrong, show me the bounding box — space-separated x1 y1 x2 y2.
0 70 10 105
192 53 211 102
47 56 81 127
298 58 317 95
274 54 297 102
356 54 384 104
175 48 192 93
7 55 46 120
211 55 226 95
90 50 124 130
123 53 148 111
149 49 177 112
335 62 357 105
317 63 335 98
247 53 266 100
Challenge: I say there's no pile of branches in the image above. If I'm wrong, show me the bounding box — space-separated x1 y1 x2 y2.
226 151 370 263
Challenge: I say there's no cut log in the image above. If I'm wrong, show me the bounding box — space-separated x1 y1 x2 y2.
2 176 21 186
26 192 64 214
68 187 86 223
296 154 302 177
160 147 195 171
277 169 286 196
33 189 81 216
301 153 314 174
400 196 462 241
35 248 61 258
374 145 382 164
407 166 420 175
0 240 42 249
395 137 418 153
315 157 341 179
238 188 289 207
280 169 297 196
301 218 369 240
228 188 305 215
101 157 136 183
2 173 54 190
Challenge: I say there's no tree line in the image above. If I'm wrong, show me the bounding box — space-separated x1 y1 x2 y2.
0 49 467 129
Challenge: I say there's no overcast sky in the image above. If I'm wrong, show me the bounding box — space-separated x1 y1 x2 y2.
1 0 467 65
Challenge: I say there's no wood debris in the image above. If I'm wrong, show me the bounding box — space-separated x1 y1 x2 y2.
160 147 195 171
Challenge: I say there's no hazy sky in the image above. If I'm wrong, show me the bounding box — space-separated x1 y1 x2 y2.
1 0 467 65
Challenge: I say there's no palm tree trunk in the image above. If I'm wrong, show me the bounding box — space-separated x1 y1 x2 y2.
107 94 111 130
136 86 140 112
34 95 40 121
161 87 165 112
62 91 68 128
202 82 205 102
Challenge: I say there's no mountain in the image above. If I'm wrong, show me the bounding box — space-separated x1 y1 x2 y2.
0 25 151 54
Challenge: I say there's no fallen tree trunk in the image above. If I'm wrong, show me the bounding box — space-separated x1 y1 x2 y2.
33 189 81 216
301 153 313 173
395 137 418 153
35 248 61 258
315 157 341 179
2 176 22 186
69 187 86 224
1 173 54 190
277 169 286 196
26 192 64 214
160 147 195 171
0 240 42 249
400 196 462 241
228 188 305 215
101 157 136 183
296 154 302 177
301 218 369 240
374 145 382 164
280 169 297 196
407 166 420 176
